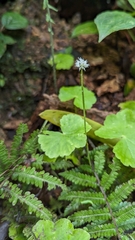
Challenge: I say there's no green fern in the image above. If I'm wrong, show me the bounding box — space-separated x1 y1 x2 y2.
60 169 97 188
12 166 66 190
1 181 52 220
59 147 135 239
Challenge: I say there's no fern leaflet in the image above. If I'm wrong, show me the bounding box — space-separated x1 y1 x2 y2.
12 166 66 190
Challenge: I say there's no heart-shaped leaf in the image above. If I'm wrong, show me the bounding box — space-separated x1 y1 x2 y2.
95 109 135 167
94 10 135 42
1 12 28 30
59 86 96 110
38 114 91 158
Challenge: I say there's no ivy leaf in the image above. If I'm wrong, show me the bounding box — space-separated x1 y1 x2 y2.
71 21 98 38
95 109 135 167
94 10 135 42
1 12 28 30
48 53 74 70
38 114 91 158
59 86 96 110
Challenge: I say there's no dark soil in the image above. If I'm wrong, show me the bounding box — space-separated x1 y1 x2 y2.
0 0 135 145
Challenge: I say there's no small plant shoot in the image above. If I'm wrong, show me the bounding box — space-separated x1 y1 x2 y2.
38 114 91 158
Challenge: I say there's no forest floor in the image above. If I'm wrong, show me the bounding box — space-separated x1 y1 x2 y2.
0 0 135 147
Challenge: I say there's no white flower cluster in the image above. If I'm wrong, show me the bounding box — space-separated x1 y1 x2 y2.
75 57 90 71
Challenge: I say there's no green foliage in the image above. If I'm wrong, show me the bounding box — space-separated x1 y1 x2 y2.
38 114 91 158
95 109 135 167
59 86 97 110
1 12 28 30
94 10 135 42
119 100 135 112
71 21 98 38
0 123 66 237
130 62 135 78
0 12 28 58
59 148 135 239
48 53 74 70
128 0 135 9
31 218 90 240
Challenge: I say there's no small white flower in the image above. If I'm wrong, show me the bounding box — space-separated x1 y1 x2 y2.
75 57 90 71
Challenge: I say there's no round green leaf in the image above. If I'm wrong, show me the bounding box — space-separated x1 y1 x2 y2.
48 53 74 70
59 86 96 110
32 219 90 240
1 12 28 30
0 41 6 58
60 114 91 134
119 101 135 113
94 10 135 42
71 21 98 38
95 109 135 167
38 114 91 158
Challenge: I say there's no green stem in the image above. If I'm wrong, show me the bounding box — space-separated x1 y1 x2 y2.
80 69 87 135
46 4 57 93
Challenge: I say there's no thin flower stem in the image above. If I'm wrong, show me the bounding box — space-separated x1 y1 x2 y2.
80 69 87 135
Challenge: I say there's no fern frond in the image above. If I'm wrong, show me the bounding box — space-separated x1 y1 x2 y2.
87 223 116 238
78 164 93 174
51 158 73 170
60 170 97 188
69 208 111 227
108 179 135 205
31 154 44 170
10 123 28 160
115 203 135 231
12 166 66 190
59 191 105 205
1 181 52 220
0 141 11 176
93 150 106 175
21 130 39 155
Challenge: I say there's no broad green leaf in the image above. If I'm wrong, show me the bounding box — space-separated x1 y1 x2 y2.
1 12 28 30
0 33 16 45
94 10 135 42
59 86 96 110
128 0 135 9
48 53 74 70
32 219 90 240
0 41 6 58
39 109 119 147
38 114 91 158
71 21 98 38
43 0 48 9
95 109 135 167
119 101 135 113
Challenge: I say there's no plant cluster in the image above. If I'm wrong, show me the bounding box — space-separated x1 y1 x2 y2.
1 0 135 239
